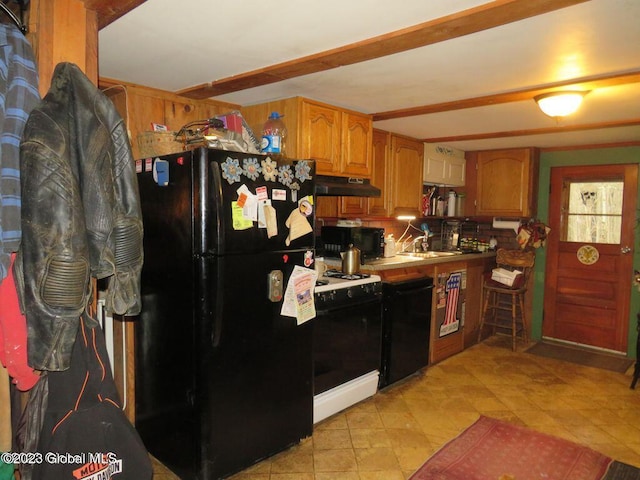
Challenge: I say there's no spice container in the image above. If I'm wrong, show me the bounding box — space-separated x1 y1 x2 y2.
456 193 466 217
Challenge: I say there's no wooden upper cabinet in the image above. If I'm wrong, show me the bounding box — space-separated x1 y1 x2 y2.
366 129 391 217
389 134 424 217
423 144 466 187
334 117 376 217
341 111 373 177
300 101 342 174
241 97 373 177
474 148 539 218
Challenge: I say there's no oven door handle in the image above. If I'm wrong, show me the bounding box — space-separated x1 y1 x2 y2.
315 296 381 316
393 285 434 297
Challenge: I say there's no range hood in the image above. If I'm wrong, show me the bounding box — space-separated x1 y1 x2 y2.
315 175 381 197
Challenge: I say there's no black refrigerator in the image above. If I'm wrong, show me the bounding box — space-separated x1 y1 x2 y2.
135 147 316 479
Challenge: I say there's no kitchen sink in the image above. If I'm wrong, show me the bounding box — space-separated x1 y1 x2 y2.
398 251 463 258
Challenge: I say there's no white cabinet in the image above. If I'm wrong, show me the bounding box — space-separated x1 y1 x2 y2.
423 143 466 187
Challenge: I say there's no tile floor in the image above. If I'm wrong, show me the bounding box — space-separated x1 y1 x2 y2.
153 336 640 479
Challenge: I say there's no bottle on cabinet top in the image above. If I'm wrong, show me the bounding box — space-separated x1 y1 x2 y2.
261 112 287 156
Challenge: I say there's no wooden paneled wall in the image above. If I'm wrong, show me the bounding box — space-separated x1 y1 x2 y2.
99 78 241 159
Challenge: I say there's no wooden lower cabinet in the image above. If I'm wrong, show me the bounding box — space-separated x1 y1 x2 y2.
431 261 466 364
464 257 495 348
366 256 494 367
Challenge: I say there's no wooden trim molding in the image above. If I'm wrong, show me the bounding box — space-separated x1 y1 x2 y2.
423 118 640 143
373 70 640 121
176 0 590 99
84 0 146 29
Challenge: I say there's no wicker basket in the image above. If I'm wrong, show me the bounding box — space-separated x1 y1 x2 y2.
137 131 186 158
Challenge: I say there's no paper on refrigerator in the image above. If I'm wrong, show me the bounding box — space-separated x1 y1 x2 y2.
281 265 317 325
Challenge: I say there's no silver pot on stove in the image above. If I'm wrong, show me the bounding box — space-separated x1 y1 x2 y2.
340 244 361 275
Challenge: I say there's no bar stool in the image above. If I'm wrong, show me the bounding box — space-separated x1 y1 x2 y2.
478 248 535 351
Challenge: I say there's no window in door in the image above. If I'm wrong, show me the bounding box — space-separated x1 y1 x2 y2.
566 181 623 244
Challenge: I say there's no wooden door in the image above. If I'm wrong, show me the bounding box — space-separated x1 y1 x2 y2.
543 164 638 352
390 135 423 217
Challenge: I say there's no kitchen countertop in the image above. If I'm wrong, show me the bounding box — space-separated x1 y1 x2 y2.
322 251 496 271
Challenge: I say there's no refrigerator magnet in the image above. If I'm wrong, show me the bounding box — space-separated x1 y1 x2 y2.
231 202 253 230
284 209 312 246
257 199 272 229
272 189 287 201
290 182 300 202
304 250 314 268
152 159 169 186
236 184 254 208
256 186 268 201
221 157 241 184
264 204 278 238
299 199 313 217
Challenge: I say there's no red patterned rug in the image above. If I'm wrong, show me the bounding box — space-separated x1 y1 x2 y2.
410 416 613 480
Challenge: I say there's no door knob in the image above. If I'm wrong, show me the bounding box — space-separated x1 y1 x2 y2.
621 246 632 254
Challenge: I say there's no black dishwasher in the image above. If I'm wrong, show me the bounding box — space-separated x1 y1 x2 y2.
380 277 434 388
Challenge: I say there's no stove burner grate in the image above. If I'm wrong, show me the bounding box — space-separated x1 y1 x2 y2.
324 269 371 281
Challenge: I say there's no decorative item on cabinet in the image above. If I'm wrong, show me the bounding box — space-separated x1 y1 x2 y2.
423 143 466 187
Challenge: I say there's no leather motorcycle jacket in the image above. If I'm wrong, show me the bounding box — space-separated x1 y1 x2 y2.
16 62 143 371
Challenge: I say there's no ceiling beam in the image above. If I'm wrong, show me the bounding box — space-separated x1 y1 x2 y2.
84 0 146 30
373 70 640 120
176 0 591 100
422 118 640 143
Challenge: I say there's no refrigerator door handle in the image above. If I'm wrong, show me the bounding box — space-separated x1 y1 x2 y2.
208 151 225 254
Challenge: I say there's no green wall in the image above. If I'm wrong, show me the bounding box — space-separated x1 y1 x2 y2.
532 145 640 357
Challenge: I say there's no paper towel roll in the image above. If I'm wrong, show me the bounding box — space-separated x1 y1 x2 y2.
492 217 521 232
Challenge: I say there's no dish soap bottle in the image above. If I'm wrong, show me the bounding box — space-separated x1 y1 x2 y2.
384 234 396 258
261 112 287 157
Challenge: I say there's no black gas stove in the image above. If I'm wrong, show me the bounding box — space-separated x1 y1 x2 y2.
315 269 382 308
313 268 383 420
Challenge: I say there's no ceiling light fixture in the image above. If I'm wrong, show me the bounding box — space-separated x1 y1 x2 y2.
534 90 589 118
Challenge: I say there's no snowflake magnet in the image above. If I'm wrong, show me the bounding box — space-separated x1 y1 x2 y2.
278 165 294 187
295 160 312 183
221 156 241 184
261 157 278 182
243 157 261 180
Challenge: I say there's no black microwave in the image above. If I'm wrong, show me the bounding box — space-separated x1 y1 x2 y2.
320 226 385 261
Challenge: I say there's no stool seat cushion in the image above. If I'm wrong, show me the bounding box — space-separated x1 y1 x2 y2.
482 271 525 290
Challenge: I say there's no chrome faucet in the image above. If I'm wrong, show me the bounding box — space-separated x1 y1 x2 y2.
413 235 429 252
400 236 413 253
